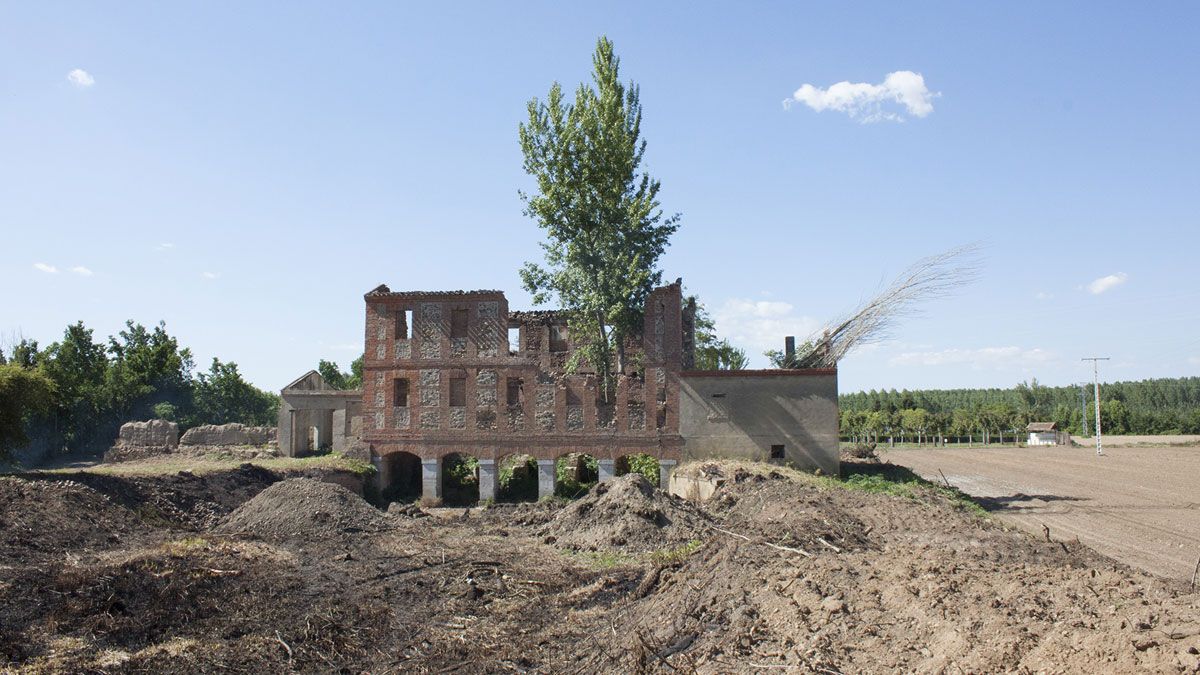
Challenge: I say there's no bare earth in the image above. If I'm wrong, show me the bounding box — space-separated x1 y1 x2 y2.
890 444 1200 581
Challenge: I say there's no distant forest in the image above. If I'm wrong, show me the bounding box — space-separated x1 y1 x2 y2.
838 377 1200 442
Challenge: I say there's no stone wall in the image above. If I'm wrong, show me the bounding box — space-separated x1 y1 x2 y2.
104 419 179 463
180 423 276 447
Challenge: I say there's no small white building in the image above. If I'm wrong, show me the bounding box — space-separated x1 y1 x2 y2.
1026 422 1060 446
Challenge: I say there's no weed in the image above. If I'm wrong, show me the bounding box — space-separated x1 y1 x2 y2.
649 539 702 566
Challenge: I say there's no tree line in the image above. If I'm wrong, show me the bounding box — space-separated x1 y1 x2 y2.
0 321 279 462
839 377 1200 443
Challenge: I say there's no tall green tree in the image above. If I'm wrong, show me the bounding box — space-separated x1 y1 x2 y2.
690 297 748 370
37 322 109 448
318 359 350 390
0 364 54 461
190 359 279 427
518 37 680 391
105 321 194 422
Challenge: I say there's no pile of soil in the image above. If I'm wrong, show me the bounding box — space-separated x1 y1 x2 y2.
586 468 1200 673
708 470 874 555
0 477 145 564
217 478 390 541
2 460 1198 672
538 474 710 552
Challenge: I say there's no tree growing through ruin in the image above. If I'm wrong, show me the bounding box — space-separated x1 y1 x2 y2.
518 37 680 394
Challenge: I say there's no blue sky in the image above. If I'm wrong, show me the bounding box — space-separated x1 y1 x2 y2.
3 2 1198 394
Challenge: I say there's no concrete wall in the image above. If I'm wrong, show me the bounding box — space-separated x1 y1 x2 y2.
678 370 839 476
278 372 363 458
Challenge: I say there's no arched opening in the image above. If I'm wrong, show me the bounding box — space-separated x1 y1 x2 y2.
615 453 661 484
442 453 480 506
555 452 598 499
382 451 422 503
496 453 538 502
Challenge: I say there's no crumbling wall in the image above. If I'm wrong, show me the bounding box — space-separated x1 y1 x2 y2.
180 424 276 447
104 419 180 463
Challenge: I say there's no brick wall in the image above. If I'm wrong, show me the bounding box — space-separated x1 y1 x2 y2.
360 283 687 464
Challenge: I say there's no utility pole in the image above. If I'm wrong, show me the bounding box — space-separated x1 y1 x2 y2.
1079 383 1089 438
1081 357 1110 456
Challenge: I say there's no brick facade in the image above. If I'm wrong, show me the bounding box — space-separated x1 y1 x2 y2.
361 282 692 495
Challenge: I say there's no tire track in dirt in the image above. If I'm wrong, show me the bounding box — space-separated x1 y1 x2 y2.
890 444 1200 581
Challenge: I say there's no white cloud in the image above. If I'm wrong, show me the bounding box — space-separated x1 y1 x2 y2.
158 243 174 250
33 262 58 274
201 271 220 280
70 266 93 276
784 70 937 123
889 346 1055 370
1035 291 1053 300
712 298 821 362
67 69 95 88
1087 272 1128 295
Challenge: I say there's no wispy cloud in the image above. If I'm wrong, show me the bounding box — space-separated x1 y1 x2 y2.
784 70 937 123
1087 272 1128 295
33 262 58 274
67 68 95 88
157 243 174 250
889 346 1055 370
70 266 93 277
1035 291 1053 301
712 298 821 360
201 271 220 280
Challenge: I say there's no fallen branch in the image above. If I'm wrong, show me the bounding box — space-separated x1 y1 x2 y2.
711 526 812 558
274 631 293 662
1192 555 1199 594
816 537 842 554
938 469 952 489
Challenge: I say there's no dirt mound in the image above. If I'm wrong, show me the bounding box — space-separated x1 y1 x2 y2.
0 477 146 565
589 465 1200 673
708 471 874 555
217 478 389 541
55 463 281 530
539 474 709 552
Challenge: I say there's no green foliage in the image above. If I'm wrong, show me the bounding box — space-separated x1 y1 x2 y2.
442 454 480 506
689 296 747 370
834 470 986 517
0 364 54 461
189 359 279 428
555 453 599 498
839 377 1200 439
152 402 179 422
649 539 703 566
498 454 538 502
318 357 362 390
620 453 660 483
105 321 194 423
518 36 680 386
5 318 284 459
318 359 349 390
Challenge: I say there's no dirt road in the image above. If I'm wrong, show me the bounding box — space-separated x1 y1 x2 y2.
891 444 1200 582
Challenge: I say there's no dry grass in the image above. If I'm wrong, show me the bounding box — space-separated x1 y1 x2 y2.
36 452 374 478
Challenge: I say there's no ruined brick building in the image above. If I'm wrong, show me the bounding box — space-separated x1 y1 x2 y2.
280 281 839 501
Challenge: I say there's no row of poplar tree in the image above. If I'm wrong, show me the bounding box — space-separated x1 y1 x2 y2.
839 377 1200 442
